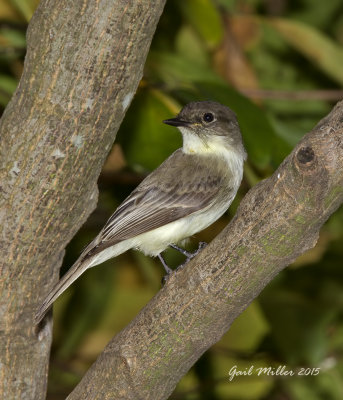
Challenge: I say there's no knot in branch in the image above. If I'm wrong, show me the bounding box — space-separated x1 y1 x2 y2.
297 146 315 164
294 145 318 175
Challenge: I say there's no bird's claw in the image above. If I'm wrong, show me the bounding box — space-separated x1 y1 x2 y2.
175 241 208 272
161 241 208 280
161 273 171 285
196 241 207 252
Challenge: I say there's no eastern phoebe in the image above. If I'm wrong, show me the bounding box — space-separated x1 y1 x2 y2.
35 101 246 324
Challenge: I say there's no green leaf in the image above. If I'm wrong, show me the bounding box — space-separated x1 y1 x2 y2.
285 370 343 400
267 113 308 147
0 74 17 106
147 51 223 88
55 261 116 359
220 301 269 352
290 0 342 30
118 89 182 171
9 0 38 22
266 18 343 85
260 288 336 365
0 27 26 48
175 25 210 67
177 0 224 48
286 377 323 400
0 1 23 21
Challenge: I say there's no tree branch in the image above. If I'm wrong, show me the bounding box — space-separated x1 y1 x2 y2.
67 101 343 399
0 1 166 399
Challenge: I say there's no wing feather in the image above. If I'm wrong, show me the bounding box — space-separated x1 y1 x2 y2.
86 150 228 256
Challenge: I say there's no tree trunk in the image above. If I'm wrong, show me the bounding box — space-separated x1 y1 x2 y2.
0 1 166 399
66 101 343 399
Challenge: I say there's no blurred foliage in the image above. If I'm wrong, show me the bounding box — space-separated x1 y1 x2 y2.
1 0 343 399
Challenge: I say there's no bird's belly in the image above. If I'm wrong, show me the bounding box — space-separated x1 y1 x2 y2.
132 197 233 256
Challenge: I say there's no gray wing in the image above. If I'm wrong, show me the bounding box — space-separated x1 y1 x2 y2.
87 151 226 256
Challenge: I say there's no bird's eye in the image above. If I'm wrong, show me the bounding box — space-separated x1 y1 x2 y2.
203 112 214 123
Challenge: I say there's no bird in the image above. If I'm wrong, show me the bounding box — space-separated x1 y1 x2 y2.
34 100 246 324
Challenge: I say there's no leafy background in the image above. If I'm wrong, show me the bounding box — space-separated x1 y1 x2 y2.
1 0 343 399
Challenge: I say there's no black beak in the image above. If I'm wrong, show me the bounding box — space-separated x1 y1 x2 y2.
163 117 190 127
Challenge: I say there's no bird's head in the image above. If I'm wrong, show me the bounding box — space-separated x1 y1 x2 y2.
163 101 245 157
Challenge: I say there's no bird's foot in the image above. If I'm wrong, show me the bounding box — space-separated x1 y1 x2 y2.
169 244 193 259
193 241 207 255
170 242 207 259
158 253 173 285
161 274 170 285
170 242 207 271
159 242 208 283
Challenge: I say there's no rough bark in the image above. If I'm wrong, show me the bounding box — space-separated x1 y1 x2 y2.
67 101 343 400
0 1 166 399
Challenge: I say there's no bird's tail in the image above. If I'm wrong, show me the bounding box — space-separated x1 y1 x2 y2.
34 256 94 325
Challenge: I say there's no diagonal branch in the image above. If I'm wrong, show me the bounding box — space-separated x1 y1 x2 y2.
67 100 343 400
